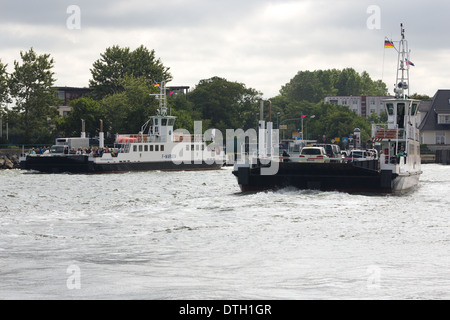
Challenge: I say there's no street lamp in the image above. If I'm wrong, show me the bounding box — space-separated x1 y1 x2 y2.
305 115 315 140
276 112 280 129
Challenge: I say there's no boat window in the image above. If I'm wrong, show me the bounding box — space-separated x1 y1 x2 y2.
397 103 405 128
386 103 394 115
161 145 164 151
139 145 143 152
133 145 137 152
50 146 65 154
144 145 148 152
150 145 154 151
161 118 167 126
168 119 175 126
191 145 195 151
154 118 159 125
411 103 418 115
155 145 159 151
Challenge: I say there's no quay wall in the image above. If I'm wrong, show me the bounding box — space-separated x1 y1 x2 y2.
435 150 450 165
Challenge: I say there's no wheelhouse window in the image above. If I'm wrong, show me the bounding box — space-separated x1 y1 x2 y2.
397 103 406 129
397 103 405 116
386 103 394 115
411 103 418 115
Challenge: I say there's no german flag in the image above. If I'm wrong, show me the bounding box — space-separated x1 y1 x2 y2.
384 40 394 48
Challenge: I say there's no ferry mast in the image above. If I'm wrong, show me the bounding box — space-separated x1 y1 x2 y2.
151 80 169 116
394 23 411 99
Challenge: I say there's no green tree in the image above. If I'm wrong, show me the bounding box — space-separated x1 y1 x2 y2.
335 68 361 96
367 110 387 124
169 93 204 133
279 68 388 103
0 59 10 109
90 45 172 99
371 80 389 96
410 93 431 100
188 77 262 132
57 97 102 137
280 70 327 103
100 76 159 134
309 102 371 147
9 48 57 143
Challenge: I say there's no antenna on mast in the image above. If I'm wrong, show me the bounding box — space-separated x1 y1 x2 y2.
393 23 412 99
150 80 168 116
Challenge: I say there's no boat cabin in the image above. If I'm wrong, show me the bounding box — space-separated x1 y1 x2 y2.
384 99 420 134
148 113 176 143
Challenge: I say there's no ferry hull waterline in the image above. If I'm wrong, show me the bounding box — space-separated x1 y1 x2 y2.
234 162 421 194
233 24 422 195
21 155 223 174
20 81 225 174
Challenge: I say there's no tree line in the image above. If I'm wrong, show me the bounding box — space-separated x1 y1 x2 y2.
0 45 412 147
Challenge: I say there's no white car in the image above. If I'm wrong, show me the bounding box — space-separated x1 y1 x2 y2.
299 147 330 163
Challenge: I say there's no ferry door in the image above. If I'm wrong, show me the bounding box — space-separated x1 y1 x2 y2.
390 143 396 164
384 147 389 164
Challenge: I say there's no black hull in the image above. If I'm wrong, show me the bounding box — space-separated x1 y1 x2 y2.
233 160 418 194
20 155 223 173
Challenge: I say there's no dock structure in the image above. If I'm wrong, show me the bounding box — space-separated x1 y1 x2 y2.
435 150 450 164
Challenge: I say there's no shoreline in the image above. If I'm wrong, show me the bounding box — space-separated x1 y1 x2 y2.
0 150 21 169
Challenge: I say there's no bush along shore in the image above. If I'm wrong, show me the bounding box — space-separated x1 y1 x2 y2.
0 152 21 169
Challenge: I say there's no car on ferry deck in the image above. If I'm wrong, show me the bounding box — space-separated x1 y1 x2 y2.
313 144 342 162
298 147 330 163
344 149 378 162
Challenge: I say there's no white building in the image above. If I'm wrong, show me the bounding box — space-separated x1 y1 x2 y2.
324 95 393 118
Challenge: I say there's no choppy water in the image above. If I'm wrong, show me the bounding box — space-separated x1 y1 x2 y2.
0 164 449 299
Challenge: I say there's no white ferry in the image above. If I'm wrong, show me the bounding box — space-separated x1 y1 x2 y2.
20 81 225 173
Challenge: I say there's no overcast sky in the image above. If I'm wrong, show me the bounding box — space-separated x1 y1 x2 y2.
1 0 448 98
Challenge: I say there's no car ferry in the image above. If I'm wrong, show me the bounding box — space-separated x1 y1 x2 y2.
233 24 422 194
